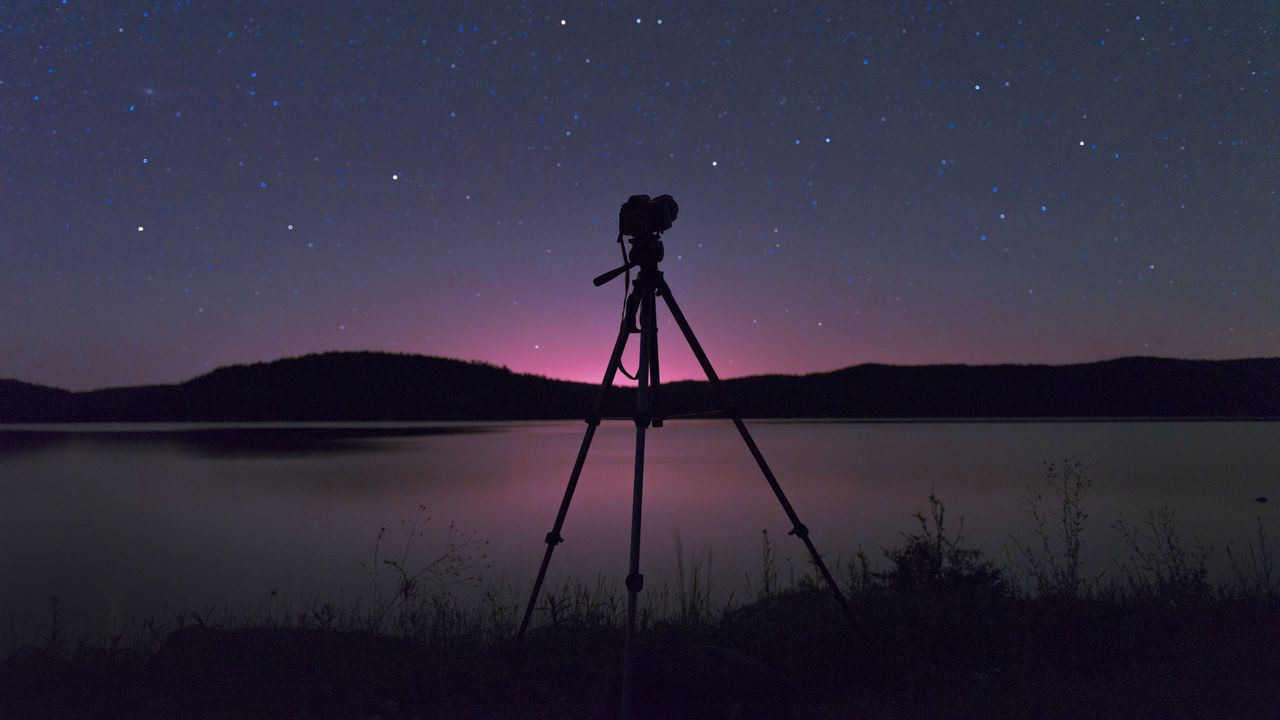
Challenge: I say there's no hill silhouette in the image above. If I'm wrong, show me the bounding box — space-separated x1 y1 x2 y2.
1 352 1277 423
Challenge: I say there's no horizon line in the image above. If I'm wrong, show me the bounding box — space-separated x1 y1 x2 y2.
4 349 1277 394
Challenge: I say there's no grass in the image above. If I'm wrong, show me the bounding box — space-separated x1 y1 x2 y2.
3 464 1279 718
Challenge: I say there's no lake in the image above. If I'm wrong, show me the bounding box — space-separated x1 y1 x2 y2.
2 420 1277 642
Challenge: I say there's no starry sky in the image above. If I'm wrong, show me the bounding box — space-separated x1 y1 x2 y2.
3 1 1277 391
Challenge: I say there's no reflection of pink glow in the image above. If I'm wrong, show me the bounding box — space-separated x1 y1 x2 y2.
5 422 1275 642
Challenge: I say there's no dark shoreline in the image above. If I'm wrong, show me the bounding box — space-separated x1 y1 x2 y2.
5 584 1278 719
4 416 1275 459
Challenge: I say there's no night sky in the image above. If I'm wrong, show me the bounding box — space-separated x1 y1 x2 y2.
4 1 1277 391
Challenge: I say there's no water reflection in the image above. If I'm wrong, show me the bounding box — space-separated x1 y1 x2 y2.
0 424 492 458
0 421 1276 642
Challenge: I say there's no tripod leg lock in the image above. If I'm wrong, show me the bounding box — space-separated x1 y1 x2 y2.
788 523 810 539
544 532 564 546
584 413 601 427
625 573 644 593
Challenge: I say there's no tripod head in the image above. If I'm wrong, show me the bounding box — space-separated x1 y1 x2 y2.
592 232 665 286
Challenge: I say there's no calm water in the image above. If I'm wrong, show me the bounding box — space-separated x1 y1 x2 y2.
2 420 1277 641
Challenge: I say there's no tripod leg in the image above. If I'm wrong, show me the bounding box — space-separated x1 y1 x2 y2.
518 318 633 639
657 281 853 620
621 288 654 720
648 299 663 427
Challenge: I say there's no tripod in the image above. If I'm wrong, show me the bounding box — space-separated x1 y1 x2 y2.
518 232 851 715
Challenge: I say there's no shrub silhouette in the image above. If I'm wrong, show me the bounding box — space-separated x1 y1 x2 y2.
879 494 1006 597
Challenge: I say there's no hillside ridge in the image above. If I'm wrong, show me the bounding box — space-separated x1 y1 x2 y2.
1 352 1277 422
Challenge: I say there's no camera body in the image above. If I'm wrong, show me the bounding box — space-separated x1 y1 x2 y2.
618 194 678 238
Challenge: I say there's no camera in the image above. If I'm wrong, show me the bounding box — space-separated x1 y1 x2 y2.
592 194 678 287
618 194 678 237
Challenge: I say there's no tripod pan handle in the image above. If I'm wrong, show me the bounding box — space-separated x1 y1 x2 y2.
593 262 635 287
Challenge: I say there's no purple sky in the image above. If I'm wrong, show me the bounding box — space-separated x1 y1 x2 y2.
3 2 1276 390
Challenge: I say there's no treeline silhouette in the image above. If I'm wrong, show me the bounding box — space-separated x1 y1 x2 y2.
1 352 1277 423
